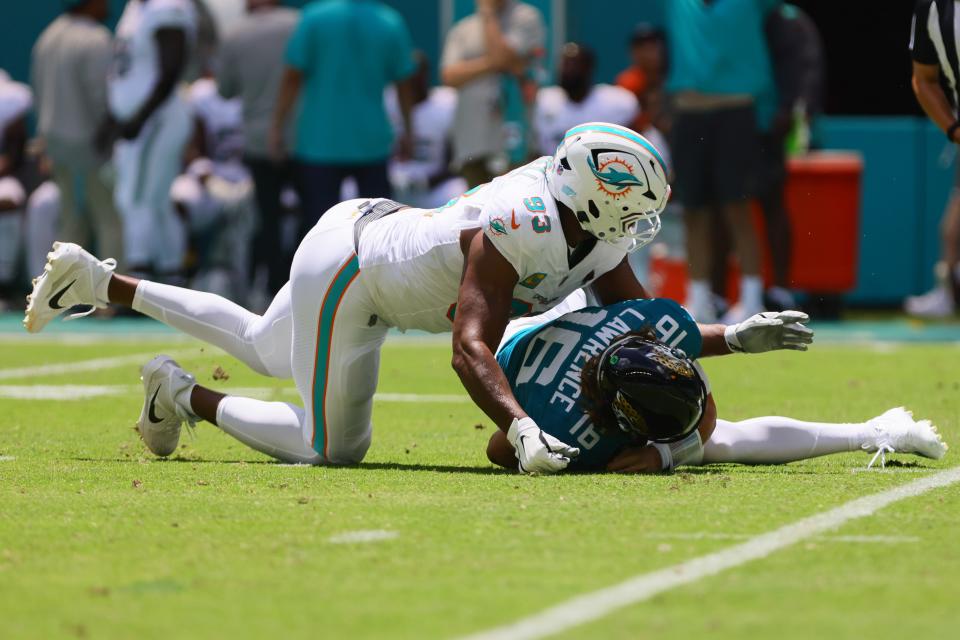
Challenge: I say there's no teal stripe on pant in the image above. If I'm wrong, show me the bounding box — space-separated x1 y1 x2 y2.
311 256 361 457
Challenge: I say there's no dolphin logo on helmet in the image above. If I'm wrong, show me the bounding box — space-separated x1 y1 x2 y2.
546 122 670 252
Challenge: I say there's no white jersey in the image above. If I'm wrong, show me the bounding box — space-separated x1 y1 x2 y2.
386 86 457 187
187 77 244 163
108 0 197 121
357 157 631 332
534 84 639 156
0 74 33 150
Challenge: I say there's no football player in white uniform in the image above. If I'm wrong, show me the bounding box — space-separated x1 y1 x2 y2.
0 71 33 307
171 74 253 299
104 0 197 280
27 123 777 476
385 53 466 209
534 44 639 157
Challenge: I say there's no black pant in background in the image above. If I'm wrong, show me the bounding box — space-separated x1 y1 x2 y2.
246 156 296 296
293 159 392 239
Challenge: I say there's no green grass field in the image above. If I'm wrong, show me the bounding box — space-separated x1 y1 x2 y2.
1 326 959 639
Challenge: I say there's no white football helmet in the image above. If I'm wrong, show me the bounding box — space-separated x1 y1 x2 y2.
546 122 671 251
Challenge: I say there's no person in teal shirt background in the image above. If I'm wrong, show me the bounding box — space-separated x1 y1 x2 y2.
270 0 417 238
665 0 780 326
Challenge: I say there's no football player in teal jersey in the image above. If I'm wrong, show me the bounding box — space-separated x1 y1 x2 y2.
487 292 947 473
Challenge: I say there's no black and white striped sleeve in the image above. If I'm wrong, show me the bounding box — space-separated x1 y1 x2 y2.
911 0 939 65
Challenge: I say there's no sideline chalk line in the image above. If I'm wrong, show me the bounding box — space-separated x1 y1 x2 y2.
458 466 960 640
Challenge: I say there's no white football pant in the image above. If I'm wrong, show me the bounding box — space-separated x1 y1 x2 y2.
114 95 192 273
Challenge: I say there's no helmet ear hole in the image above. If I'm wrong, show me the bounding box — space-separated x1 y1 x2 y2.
577 211 589 223
588 200 601 219
560 157 572 171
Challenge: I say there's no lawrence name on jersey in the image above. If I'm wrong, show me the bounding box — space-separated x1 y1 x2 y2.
497 295 703 470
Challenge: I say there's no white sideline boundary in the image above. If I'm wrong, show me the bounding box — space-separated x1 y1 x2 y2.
0 351 195 381
458 466 960 640
0 384 470 403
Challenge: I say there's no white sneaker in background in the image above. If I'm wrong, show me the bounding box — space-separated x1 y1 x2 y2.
23 242 116 333
765 286 798 311
904 285 955 318
684 297 717 323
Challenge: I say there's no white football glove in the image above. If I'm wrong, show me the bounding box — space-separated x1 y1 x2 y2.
507 417 580 475
724 310 814 353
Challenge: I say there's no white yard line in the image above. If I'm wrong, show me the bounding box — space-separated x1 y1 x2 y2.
0 383 469 403
0 351 195 381
458 466 960 640
327 530 398 544
0 385 128 400
647 532 919 544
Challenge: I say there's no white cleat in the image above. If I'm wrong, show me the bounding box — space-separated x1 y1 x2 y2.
904 286 955 318
137 355 198 457
23 242 116 333
863 407 948 468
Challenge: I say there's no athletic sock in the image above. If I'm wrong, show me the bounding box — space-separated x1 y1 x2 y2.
688 279 711 309
174 384 200 421
740 275 764 311
700 416 872 464
214 396 321 464
131 279 271 374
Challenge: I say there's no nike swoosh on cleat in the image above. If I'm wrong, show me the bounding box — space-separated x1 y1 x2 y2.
148 385 163 423
48 279 78 310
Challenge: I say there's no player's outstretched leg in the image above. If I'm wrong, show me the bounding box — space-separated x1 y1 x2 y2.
24 242 292 378
137 354 322 463
700 407 947 467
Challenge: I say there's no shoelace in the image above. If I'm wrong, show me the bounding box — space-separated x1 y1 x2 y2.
867 443 895 469
64 258 118 321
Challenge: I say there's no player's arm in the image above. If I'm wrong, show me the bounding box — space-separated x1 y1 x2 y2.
453 228 579 474
452 228 530 429
913 61 957 138
486 429 516 469
590 257 650 303
592 259 812 355
269 67 302 160
118 28 188 140
606 393 718 474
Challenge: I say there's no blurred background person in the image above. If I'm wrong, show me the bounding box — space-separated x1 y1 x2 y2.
217 0 298 301
906 0 960 318
756 2 824 310
23 150 61 282
666 0 780 323
0 70 32 309
30 0 120 266
385 52 465 210
616 23 668 135
103 0 197 282
534 42 638 156
271 0 416 238
441 0 545 187
171 65 254 302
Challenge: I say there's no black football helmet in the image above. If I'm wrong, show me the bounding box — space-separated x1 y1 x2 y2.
596 334 707 443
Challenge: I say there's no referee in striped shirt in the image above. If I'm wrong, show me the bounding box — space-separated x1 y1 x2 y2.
908 0 960 317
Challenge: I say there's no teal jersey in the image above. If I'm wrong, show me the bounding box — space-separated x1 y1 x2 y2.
284 0 415 163
496 298 702 471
